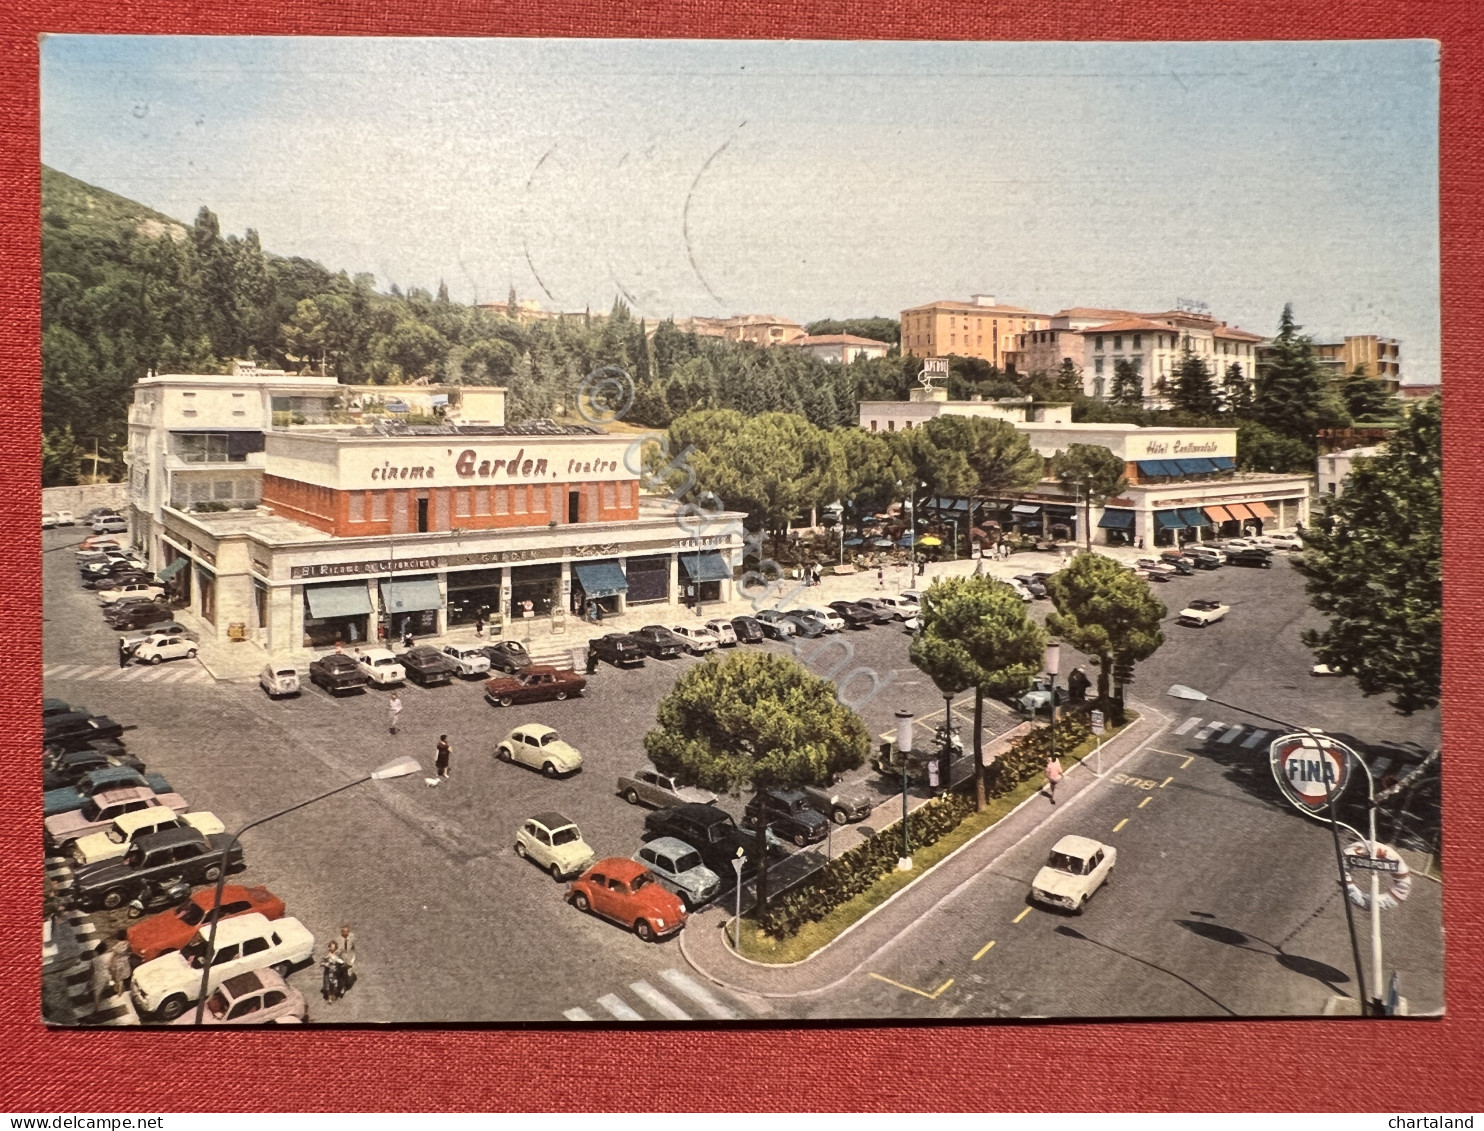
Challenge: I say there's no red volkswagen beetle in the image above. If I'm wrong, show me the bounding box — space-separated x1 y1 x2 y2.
567 858 687 941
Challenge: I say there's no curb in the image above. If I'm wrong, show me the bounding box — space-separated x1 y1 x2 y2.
680 702 1169 996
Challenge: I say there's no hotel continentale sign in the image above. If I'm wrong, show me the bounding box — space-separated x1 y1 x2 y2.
1138 438 1224 456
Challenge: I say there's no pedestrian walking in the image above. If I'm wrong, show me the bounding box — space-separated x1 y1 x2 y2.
401 627 415 649
337 924 357 994
1045 755 1064 804
387 691 403 735
334 637 345 654
89 941 114 1014
435 734 452 781
1060 547 1069 566
1136 536 1144 550
474 614 485 639
917 560 926 578
118 638 130 669
107 933 132 997
321 940 346 1003
585 647 599 675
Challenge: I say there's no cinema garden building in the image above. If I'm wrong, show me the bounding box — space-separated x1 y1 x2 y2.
122 367 744 658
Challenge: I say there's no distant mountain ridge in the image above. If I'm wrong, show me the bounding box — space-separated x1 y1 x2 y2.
41 164 187 243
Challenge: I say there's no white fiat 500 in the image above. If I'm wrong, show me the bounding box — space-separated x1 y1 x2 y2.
441 644 492 677
259 665 301 698
703 619 738 646
1029 834 1116 913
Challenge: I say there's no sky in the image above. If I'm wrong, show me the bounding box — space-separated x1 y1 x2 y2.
40 37 1440 383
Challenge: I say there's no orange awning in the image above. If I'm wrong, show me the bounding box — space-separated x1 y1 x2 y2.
1203 505 1233 523
1247 500 1275 520
1225 503 1254 520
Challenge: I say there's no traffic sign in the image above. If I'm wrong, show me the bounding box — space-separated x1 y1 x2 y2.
1345 855 1401 873
1090 710 1106 735
1269 731 1356 816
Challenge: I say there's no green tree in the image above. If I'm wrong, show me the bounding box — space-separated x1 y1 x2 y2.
916 415 1043 544
1341 367 1395 421
1109 357 1143 406
1292 398 1440 714
1222 361 1252 413
1052 443 1129 552
644 651 870 912
836 428 910 532
1055 358 1083 399
1252 304 1350 444
804 316 901 346
1170 348 1222 417
1235 419 1315 473
909 577 1047 809
1045 553 1166 721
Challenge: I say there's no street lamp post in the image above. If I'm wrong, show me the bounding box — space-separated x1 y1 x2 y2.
732 849 746 954
1045 639 1061 771
1167 684 1380 1016
896 709 915 871
192 755 421 1024
947 518 959 562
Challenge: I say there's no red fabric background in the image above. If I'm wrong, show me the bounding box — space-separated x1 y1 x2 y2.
1 2 1477 1113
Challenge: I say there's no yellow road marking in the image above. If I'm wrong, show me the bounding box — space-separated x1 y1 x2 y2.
1113 817 1130 832
1013 907 1032 923
1160 776 1174 788
972 940 996 961
868 972 956 999
1181 756 1195 769
1138 797 1152 809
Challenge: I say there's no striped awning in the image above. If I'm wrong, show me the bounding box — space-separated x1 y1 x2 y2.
1137 460 1178 477
1178 508 1209 528
1203 505 1234 523
1247 500 1276 520
1154 510 1187 530
1225 503 1254 520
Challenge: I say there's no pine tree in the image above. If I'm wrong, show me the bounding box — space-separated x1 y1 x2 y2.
1110 357 1143 406
1251 303 1348 442
1055 358 1083 398
507 284 518 319
1222 361 1252 413
1170 348 1222 417
436 279 450 304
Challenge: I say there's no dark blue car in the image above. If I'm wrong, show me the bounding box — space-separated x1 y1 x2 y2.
43 765 174 817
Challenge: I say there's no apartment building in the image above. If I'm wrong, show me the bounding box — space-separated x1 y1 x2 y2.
900 295 1047 368
1314 335 1403 393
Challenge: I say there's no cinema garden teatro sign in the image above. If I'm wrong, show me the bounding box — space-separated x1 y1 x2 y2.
363 448 623 484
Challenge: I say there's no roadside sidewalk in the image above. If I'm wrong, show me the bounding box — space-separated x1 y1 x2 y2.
678 702 1167 998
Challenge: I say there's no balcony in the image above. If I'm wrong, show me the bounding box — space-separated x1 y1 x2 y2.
165 450 266 471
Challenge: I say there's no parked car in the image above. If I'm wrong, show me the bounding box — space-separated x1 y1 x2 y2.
129 885 286 963
482 639 532 674
170 968 307 1026
1223 538 1261 551
1156 553 1196 575
107 603 177 632
42 746 145 792
43 697 82 718
92 516 128 534
729 615 766 644
669 624 720 654
796 605 845 632
41 511 58 529
703 618 739 646
1016 677 1066 715
634 837 722 909
514 811 596 881
42 713 126 755
744 788 830 847
44 786 187 852
485 666 587 707
567 857 688 942
1178 598 1230 627
69 807 227 868
307 653 369 695
80 507 121 523
398 644 457 687
132 633 199 665
44 764 175 817
1002 577 1034 602
355 648 406 687
131 911 316 1021
1245 536 1278 550
1184 545 1226 566
1267 532 1304 550
101 593 165 617
783 611 828 638
1135 558 1178 576
753 609 797 639
440 644 492 678
868 594 919 619
68 826 243 912
631 625 685 658
1134 567 1174 583
85 568 152 590
642 803 776 878
1029 834 1116 913
826 600 877 629
848 598 899 625
1227 548 1274 569
1012 575 1049 598
1312 663 1344 677
258 665 301 698
617 766 718 809
495 723 583 777
587 633 646 668
801 778 876 825
79 534 123 552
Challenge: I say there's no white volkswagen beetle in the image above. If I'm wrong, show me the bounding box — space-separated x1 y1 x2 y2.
1029 834 1116 913
259 664 301 698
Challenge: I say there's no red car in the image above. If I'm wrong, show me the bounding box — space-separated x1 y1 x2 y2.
127 884 286 963
485 665 587 707
568 857 687 941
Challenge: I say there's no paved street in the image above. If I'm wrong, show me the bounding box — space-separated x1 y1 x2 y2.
43 530 1441 1023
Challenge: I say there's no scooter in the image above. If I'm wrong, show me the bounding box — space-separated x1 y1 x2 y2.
126 876 192 919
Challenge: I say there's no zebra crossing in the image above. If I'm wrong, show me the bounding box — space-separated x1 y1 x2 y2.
562 968 757 1023
43 662 214 685
43 905 139 1027
1171 715 1403 778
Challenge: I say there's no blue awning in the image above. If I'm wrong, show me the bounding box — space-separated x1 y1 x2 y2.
1178 508 1209 528
1138 460 1175 477
1098 510 1135 529
1043 504 1078 517
573 560 628 599
1174 458 1215 474
1154 509 1187 530
157 557 188 582
680 551 732 582
306 583 374 619
381 576 442 613
1211 456 1235 471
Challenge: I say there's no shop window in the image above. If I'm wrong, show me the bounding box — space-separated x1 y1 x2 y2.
416 497 430 533
349 493 365 523
513 486 527 515
568 489 581 523
455 489 471 518
371 491 388 521
495 488 509 515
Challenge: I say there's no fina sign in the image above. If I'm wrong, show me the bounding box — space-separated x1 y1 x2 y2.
1269 732 1356 815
